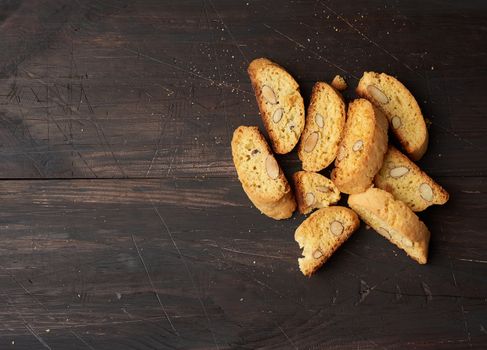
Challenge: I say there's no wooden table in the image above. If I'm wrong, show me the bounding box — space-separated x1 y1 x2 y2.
1 0 486 348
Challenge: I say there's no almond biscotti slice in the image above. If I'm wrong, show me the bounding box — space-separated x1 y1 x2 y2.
348 188 430 264
356 72 428 160
297 82 346 171
293 171 341 214
331 99 388 194
231 126 296 220
374 146 449 211
295 206 359 276
248 58 305 154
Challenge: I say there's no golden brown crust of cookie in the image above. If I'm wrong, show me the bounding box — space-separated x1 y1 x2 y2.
331 99 389 194
297 82 346 171
248 58 305 154
356 71 428 160
374 146 449 211
295 206 360 276
348 188 430 264
231 126 296 219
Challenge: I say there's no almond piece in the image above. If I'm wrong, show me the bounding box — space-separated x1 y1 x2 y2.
303 132 319 153
402 237 413 247
352 140 364 152
367 85 389 104
313 249 323 259
391 116 401 129
419 183 433 201
330 220 344 236
315 113 325 128
272 108 284 123
336 145 347 161
305 192 315 206
390 166 409 178
315 186 331 193
262 85 277 105
376 227 391 238
265 155 279 179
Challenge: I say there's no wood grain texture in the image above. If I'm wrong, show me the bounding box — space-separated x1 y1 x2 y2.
0 0 486 349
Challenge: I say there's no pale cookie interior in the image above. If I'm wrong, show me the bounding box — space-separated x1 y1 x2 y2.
233 132 286 199
334 102 374 178
375 147 449 211
350 204 424 263
294 171 340 214
255 66 304 152
358 72 427 159
298 82 345 171
295 208 359 276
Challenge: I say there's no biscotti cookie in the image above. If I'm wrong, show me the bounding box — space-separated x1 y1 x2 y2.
331 99 388 194
297 82 346 171
293 171 341 214
248 58 305 154
331 75 347 91
356 71 428 160
295 206 359 276
374 146 449 211
231 126 296 220
348 188 430 264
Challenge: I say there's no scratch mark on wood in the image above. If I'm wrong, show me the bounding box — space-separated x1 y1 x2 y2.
203 0 231 144
146 114 169 176
421 282 433 302
4 271 94 349
25 323 52 350
249 276 284 298
356 280 376 305
220 247 286 260
395 284 402 301
319 1 418 77
166 147 178 177
124 48 250 95
207 0 249 64
277 324 298 350
373 288 484 301
432 120 480 150
131 234 179 336
457 258 487 264
263 23 357 79
450 259 458 288
459 303 472 348
70 331 96 350
151 202 220 350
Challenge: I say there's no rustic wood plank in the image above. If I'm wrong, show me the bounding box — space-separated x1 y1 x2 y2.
0 0 486 178
0 177 485 349
1 0 486 348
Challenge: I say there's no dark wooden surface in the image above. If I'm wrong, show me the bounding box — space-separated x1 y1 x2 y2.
0 0 486 349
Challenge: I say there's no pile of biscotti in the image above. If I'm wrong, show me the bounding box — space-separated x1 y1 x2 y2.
232 58 449 276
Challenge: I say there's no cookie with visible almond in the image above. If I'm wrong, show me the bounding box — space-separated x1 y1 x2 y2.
348 188 430 264
374 146 449 211
298 82 346 171
295 206 360 276
331 99 389 194
248 58 305 154
293 171 340 214
356 71 428 160
231 126 296 220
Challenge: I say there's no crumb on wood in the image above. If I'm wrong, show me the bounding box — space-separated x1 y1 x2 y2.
331 75 347 91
